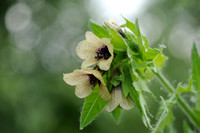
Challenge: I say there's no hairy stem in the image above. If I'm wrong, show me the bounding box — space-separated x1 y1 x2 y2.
153 70 200 130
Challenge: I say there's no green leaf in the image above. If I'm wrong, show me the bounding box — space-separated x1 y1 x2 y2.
135 18 143 48
133 80 153 129
125 18 161 64
80 86 108 130
110 76 121 87
167 125 177 133
89 20 112 39
154 51 168 70
131 56 147 68
125 18 144 50
183 121 195 133
121 64 153 130
123 30 153 129
111 107 122 124
152 96 176 133
192 109 200 126
124 31 139 53
107 26 127 51
176 78 192 95
191 43 200 110
143 48 160 61
121 65 134 97
124 18 137 35
142 36 149 49
145 67 155 80
193 109 200 117
136 79 156 100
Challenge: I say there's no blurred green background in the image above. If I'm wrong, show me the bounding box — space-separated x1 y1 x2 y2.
0 0 200 133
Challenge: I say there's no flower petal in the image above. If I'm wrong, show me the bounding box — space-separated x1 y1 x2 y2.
98 56 113 71
76 40 97 59
98 39 113 70
83 69 111 100
75 81 93 98
105 19 120 32
101 38 111 47
83 69 105 85
101 39 113 58
81 59 97 68
99 83 111 101
120 95 135 110
104 40 114 56
106 88 121 112
63 69 86 86
85 31 102 47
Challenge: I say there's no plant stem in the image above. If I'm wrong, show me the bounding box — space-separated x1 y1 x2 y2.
153 70 200 130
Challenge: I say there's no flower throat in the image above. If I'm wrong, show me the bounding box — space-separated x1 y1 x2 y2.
95 45 111 60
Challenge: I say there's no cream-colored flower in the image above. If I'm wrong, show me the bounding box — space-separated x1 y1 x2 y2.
76 31 113 71
104 19 126 39
104 19 121 32
63 69 111 101
106 86 135 112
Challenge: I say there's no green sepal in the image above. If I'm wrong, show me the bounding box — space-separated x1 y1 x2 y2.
111 107 122 124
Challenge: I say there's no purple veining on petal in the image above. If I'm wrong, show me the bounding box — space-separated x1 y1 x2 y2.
95 45 111 60
87 74 99 87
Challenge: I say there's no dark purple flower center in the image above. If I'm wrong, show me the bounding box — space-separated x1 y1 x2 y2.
87 74 100 87
95 45 111 60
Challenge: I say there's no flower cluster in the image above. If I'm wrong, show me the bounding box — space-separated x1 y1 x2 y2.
63 32 113 101
63 21 135 111
62 17 170 130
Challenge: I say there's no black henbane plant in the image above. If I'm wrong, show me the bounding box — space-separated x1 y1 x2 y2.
63 18 200 132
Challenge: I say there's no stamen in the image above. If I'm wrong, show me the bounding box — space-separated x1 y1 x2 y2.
95 45 111 60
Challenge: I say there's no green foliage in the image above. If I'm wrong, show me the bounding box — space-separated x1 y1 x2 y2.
183 121 195 133
77 17 199 132
121 64 153 129
121 18 169 130
191 43 200 110
124 18 137 35
2 0 200 132
107 25 127 51
124 18 166 72
143 48 160 61
80 86 108 130
89 20 112 39
152 96 176 133
132 79 153 129
111 107 122 124
154 52 168 70
120 65 135 97
176 78 192 95
125 18 144 52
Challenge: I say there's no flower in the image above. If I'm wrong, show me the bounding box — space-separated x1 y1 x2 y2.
63 68 111 101
104 19 126 39
76 31 113 71
106 86 135 112
104 19 121 32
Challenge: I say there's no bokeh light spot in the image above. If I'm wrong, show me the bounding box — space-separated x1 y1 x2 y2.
5 3 32 33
